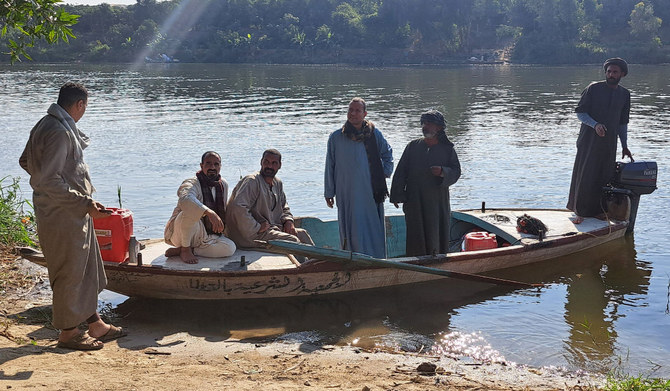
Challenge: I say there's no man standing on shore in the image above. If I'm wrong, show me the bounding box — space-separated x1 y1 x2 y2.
19 82 125 350
324 97 393 258
567 58 634 224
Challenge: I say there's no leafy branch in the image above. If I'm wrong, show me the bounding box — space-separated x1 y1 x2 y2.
1 0 80 63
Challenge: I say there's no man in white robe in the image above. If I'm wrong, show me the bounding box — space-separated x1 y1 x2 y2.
226 149 313 249
164 151 236 264
19 82 125 350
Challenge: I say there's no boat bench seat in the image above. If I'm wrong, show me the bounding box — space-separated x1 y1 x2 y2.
140 240 298 271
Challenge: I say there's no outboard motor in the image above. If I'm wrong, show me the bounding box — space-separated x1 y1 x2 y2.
605 161 657 233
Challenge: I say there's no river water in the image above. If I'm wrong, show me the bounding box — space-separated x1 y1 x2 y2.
1 63 668 377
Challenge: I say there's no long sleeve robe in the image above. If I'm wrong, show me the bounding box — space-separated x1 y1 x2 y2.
324 128 393 258
390 139 461 256
226 172 312 248
567 81 630 217
19 103 106 330
164 177 236 257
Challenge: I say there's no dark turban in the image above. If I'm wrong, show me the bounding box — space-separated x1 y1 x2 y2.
420 109 451 145
420 110 446 129
603 57 628 76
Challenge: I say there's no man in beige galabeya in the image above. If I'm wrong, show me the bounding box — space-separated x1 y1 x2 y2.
226 148 313 249
20 82 126 350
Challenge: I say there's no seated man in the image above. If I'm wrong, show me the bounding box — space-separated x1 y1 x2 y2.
226 148 313 249
164 151 236 264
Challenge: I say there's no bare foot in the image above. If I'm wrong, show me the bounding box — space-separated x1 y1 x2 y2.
569 215 584 224
164 247 181 257
180 247 198 264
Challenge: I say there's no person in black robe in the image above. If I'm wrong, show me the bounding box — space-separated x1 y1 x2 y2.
567 58 634 224
390 110 461 256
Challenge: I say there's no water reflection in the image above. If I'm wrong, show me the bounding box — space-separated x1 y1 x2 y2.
114 278 511 352
495 236 652 373
563 237 650 373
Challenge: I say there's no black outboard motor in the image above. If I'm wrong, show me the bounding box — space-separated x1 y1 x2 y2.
605 161 657 233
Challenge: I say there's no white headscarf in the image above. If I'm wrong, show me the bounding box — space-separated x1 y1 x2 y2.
47 103 90 159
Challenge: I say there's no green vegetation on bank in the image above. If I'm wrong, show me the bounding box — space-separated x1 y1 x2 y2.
0 177 35 248
2 0 669 65
605 374 670 391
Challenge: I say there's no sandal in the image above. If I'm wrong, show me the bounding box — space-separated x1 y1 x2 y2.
96 325 127 342
57 331 104 351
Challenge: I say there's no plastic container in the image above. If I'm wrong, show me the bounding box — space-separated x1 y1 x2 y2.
462 231 497 251
94 208 133 263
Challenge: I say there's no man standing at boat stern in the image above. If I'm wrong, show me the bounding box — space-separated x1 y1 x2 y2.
19 82 125 350
324 97 394 258
390 110 461 256
226 149 313 249
164 151 237 264
567 58 634 224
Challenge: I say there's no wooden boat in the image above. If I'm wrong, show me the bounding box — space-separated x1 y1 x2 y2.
19 208 631 300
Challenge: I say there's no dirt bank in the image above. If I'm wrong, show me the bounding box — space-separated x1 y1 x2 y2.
1 254 602 390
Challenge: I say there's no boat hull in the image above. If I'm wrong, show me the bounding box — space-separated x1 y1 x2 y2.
19 209 628 300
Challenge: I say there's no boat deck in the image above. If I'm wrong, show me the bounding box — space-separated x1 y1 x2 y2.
137 240 298 272
456 209 616 245
132 209 619 273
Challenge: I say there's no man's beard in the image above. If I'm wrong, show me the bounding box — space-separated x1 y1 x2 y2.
422 129 437 139
606 76 620 86
206 170 219 180
262 168 276 178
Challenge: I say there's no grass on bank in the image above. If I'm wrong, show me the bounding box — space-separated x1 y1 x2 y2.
1 176 41 344
605 374 670 391
0 175 38 293
0 176 35 248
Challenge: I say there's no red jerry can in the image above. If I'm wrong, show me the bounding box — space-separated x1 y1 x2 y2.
462 231 497 251
93 208 133 263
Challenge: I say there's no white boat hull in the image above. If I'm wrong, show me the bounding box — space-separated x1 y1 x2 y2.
20 209 628 300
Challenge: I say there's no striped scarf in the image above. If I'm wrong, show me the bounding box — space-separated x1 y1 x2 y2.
342 120 388 204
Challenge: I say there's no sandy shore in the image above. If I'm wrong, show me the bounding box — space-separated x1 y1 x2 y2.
1 256 603 390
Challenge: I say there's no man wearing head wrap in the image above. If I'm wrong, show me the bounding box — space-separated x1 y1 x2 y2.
390 110 461 256
324 97 394 258
567 57 633 224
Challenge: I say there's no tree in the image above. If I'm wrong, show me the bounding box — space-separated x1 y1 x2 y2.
315 24 333 47
1 0 79 63
331 3 365 45
629 2 662 45
578 0 602 45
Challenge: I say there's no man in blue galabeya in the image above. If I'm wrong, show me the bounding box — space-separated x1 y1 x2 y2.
324 97 393 258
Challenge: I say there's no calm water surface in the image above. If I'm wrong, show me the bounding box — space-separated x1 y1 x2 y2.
1 63 668 377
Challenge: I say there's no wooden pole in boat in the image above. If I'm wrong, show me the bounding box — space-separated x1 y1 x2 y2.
285 253 301 266
264 240 543 288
